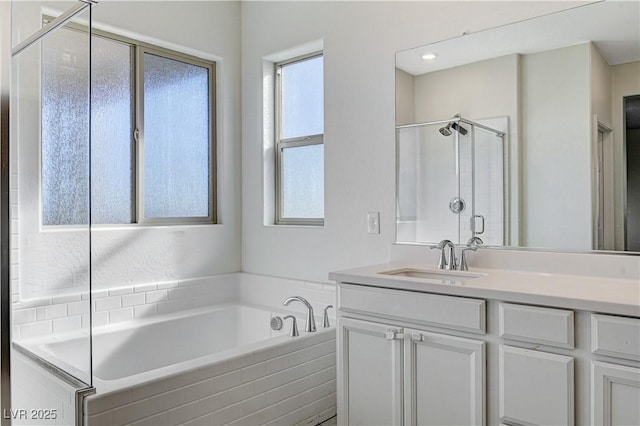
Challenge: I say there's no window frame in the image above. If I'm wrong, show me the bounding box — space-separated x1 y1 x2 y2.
41 20 217 226
274 51 324 226
135 45 217 225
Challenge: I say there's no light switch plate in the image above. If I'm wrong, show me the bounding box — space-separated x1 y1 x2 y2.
367 212 380 234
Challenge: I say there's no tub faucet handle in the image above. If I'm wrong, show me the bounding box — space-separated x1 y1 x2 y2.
322 305 334 328
282 315 299 337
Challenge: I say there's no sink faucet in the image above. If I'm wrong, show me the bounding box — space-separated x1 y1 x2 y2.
436 239 457 270
283 296 316 332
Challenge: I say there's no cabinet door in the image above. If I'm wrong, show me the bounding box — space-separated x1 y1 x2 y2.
404 329 485 426
499 345 574 425
337 317 403 426
592 361 640 426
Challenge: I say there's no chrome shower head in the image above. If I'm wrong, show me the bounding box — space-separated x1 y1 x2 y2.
451 122 468 135
439 123 452 136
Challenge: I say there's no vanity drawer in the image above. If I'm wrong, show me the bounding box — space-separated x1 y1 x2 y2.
591 314 640 361
499 303 574 349
339 283 485 334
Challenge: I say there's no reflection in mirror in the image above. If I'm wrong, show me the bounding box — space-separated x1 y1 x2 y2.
395 1 640 253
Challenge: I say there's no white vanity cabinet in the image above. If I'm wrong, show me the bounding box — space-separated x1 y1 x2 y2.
590 314 640 426
337 284 486 425
333 273 640 426
498 303 576 425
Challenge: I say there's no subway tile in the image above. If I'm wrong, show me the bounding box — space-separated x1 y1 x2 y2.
228 353 254 371
130 411 167 426
167 287 192 301
166 369 199 391
86 410 112 426
241 362 266 383
20 321 52 338
122 292 145 307
213 370 242 392
157 280 180 290
109 307 133 323
52 316 82 334
111 399 150 425
134 283 157 293
12 308 36 325
68 300 89 316
131 380 167 401
145 289 167 303
86 390 132 414
44 303 67 319
55 293 82 304
148 388 185 413
95 296 121 312
109 287 133 297
198 361 229 380
227 381 255 405
92 289 109 299
182 378 215 404
133 304 156 318
92 311 108 328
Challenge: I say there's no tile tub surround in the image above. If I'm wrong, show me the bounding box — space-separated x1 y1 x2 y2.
12 272 336 340
84 329 336 426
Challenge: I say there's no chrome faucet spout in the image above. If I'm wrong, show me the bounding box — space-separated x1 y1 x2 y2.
436 239 457 270
283 296 316 332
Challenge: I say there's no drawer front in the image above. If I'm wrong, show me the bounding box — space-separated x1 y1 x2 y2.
499 303 574 349
592 314 640 361
339 283 485 334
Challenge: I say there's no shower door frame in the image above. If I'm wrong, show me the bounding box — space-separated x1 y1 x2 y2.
1 1 98 424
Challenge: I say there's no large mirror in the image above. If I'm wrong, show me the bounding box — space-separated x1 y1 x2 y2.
395 1 640 253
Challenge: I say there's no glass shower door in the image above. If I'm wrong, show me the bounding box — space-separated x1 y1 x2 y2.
8 2 93 424
396 118 506 246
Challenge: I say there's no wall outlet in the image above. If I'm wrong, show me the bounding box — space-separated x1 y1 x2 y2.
367 212 380 234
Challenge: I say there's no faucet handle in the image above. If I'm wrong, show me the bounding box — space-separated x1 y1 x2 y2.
283 315 299 337
322 305 333 328
430 245 447 269
458 246 478 271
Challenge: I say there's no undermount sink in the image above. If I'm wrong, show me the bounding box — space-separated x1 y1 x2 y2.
379 268 484 281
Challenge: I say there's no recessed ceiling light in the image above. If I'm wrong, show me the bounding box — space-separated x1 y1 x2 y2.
421 52 438 61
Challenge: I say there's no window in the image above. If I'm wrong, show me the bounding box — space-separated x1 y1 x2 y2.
41 25 215 225
275 53 324 225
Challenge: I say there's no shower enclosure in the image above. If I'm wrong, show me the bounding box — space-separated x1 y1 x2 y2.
2 1 96 424
396 115 506 246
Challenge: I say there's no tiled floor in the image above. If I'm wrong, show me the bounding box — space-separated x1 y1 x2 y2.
318 415 337 426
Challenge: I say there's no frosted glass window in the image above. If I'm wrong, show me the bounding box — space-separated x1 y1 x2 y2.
280 55 323 139
143 53 211 218
91 36 133 224
42 27 90 225
281 144 324 218
42 29 215 226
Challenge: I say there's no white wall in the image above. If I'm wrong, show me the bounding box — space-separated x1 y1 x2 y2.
241 1 581 283
10 1 242 296
521 43 592 250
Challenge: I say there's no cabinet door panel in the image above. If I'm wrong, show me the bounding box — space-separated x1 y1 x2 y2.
499 345 574 425
405 329 485 426
592 361 640 426
337 317 402 426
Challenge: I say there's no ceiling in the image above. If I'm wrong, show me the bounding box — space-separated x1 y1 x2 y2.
396 1 640 76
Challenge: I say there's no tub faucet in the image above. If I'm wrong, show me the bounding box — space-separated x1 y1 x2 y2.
435 239 457 270
283 296 317 332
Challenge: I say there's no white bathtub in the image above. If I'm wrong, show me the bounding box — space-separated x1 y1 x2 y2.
75 300 336 425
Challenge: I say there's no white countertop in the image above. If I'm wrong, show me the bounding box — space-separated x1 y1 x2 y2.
329 262 640 317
